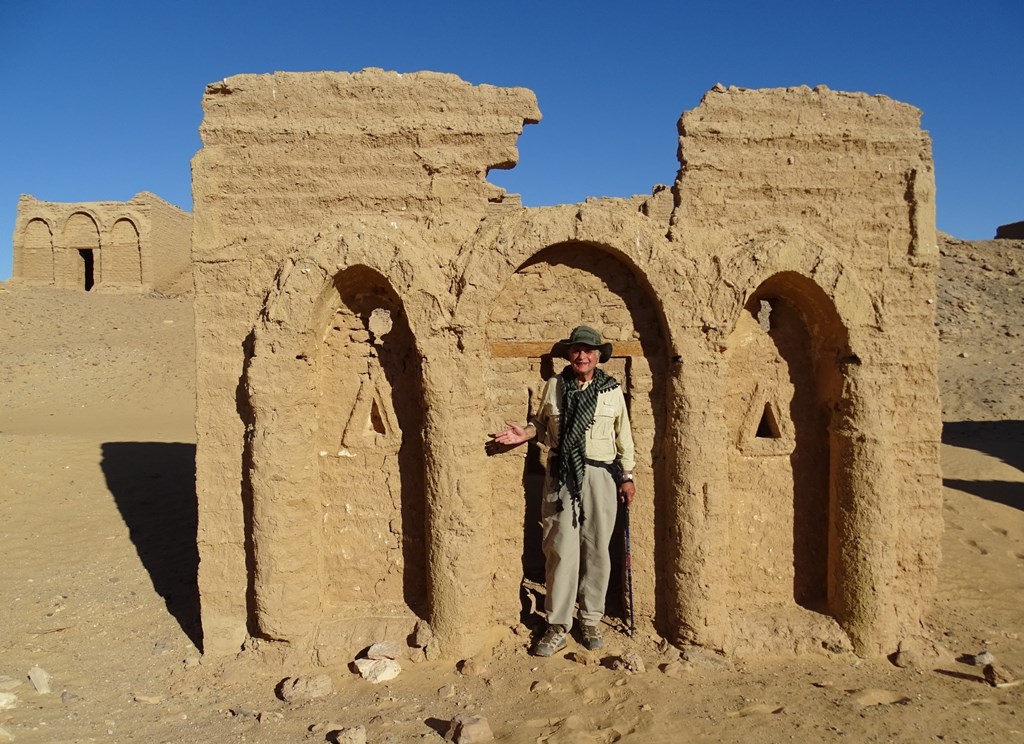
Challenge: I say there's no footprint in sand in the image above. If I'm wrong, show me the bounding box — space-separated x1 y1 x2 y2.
984 523 1009 538
964 539 990 556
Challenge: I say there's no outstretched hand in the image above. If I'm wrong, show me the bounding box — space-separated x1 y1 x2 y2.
492 421 533 446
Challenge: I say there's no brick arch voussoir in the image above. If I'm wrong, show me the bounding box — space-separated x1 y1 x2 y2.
258 220 438 360
712 229 879 342
62 209 104 241
452 206 687 350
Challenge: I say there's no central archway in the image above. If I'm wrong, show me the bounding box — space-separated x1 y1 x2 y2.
483 240 670 632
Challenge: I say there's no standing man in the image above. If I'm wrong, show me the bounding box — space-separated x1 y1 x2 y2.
493 326 636 656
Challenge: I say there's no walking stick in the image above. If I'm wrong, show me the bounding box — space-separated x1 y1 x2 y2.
623 503 636 637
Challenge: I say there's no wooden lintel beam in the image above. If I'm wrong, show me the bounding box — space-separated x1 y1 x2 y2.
489 340 645 358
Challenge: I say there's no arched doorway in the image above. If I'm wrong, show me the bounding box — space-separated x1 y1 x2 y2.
484 241 669 632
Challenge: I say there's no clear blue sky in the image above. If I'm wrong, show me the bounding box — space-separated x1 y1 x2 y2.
1 0 1021 280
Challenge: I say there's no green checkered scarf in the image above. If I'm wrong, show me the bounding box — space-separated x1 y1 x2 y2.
556 364 620 527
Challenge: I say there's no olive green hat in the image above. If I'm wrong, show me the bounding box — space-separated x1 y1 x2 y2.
552 325 613 363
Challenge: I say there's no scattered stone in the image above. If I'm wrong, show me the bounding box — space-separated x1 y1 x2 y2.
973 651 996 666
277 674 334 702
730 703 784 717
530 680 552 693
0 679 20 693
983 663 1020 688
848 688 911 707
28 667 51 694
640 703 652 712
680 646 731 671
366 640 402 660
445 714 494 743
354 658 401 684
412 620 433 648
458 658 487 677
661 660 689 678
0 694 15 711
892 637 949 670
437 684 456 699
425 642 442 661
568 650 598 667
327 725 367 744
611 652 646 674
60 691 77 704
133 694 163 704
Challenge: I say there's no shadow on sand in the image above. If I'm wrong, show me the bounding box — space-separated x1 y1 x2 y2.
942 420 1024 512
100 442 202 650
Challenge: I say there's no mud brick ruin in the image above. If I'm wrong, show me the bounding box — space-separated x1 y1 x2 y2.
11 192 192 294
192 70 942 661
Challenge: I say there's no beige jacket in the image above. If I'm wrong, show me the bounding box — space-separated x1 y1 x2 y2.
529 374 636 471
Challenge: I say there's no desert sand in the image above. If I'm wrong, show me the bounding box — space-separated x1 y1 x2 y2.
0 233 1021 743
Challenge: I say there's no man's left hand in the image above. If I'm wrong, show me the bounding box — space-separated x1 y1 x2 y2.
618 481 635 507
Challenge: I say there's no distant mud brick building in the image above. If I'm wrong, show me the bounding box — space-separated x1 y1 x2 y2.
192 70 942 661
11 192 192 294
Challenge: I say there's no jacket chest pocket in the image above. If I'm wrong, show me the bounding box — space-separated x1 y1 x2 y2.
590 402 616 439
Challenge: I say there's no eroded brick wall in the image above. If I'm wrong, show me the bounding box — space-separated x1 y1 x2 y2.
193 74 941 661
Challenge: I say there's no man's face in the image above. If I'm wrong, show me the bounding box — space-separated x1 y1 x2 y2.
568 344 600 380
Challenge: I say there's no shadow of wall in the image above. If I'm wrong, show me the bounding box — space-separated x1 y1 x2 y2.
100 442 201 650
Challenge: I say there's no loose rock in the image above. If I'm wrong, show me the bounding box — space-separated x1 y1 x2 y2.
0 694 16 711
328 725 367 744
458 658 487 677
680 646 731 671
530 680 552 693
28 667 51 694
612 652 646 674
354 658 401 684
366 640 402 660
983 662 1020 688
277 674 333 702
661 660 689 678
849 688 911 707
445 714 494 743
892 637 948 670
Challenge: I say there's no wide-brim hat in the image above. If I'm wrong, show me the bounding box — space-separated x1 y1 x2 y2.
552 325 613 363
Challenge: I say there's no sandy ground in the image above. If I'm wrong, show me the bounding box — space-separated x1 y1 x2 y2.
0 236 1022 743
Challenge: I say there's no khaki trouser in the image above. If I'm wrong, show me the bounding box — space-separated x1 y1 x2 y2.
541 463 618 627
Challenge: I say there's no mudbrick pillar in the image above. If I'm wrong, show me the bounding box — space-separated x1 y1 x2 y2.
665 345 731 649
420 345 496 657
828 364 899 655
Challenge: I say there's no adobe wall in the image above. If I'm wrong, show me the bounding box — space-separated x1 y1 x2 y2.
11 192 192 295
192 71 942 662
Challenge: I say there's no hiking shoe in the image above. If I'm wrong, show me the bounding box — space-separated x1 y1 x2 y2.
580 624 603 651
533 624 568 656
